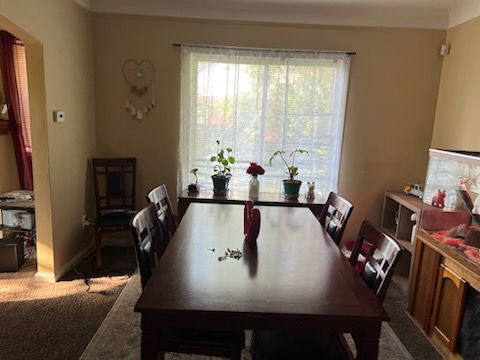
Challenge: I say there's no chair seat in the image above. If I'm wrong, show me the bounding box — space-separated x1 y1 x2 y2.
159 328 245 352
254 330 347 360
96 211 135 229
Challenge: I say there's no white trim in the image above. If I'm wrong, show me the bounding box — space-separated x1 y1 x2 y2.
34 271 56 283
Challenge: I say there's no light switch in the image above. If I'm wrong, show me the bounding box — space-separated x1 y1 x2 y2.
53 110 65 123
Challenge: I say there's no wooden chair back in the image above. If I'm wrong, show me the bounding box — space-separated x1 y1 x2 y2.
92 158 136 216
318 192 353 246
349 221 404 303
147 184 177 240
131 204 167 288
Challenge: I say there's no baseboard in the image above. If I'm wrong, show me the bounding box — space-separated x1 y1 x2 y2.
54 244 94 281
34 271 56 283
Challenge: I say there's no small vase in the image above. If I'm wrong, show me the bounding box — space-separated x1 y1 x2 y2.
249 175 260 199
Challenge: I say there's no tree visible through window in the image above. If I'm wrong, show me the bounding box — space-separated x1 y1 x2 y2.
179 46 351 197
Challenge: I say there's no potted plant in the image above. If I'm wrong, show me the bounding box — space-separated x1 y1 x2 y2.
269 149 308 199
210 140 235 195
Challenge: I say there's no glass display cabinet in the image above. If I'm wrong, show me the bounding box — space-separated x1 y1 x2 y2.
409 149 480 360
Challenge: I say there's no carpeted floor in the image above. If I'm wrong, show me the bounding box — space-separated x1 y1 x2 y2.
1 244 440 360
384 282 441 360
81 274 429 360
0 246 136 360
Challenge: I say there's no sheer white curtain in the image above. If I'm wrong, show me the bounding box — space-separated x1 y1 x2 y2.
178 45 351 197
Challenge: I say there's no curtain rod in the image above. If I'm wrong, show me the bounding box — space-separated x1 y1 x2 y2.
172 43 356 55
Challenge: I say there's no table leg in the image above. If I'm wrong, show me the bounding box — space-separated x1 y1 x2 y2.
141 316 157 360
356 321 381 360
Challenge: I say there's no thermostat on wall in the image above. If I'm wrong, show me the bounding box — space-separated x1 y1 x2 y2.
53 110 65 123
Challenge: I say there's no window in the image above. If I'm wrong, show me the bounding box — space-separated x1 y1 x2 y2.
178 46 351 196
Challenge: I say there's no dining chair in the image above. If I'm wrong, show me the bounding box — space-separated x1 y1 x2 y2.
252 221 404 360
349 221 404 303
130 204 167 287
146 184 177 242
131 204 245 360
318 191 354 246
93 157 136 269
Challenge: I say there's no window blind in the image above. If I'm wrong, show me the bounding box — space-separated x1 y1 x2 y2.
12 43 31 154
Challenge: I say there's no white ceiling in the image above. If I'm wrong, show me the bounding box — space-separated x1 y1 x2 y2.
76 0 480 29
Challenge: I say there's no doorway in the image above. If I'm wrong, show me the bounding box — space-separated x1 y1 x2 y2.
0 31 36 271
0 16 55 280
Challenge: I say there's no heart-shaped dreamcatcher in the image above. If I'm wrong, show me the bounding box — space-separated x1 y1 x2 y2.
122 59 156 121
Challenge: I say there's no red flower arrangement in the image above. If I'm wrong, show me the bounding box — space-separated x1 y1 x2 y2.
246 162 265 176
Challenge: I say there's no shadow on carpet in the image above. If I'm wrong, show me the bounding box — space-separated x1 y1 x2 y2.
0 246 136 360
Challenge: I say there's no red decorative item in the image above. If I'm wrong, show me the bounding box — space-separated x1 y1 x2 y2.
432 189 446 208
244 201 254 234
245 208 261 245
246 162 265 176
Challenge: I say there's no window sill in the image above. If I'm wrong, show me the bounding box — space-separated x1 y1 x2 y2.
0 121 9 135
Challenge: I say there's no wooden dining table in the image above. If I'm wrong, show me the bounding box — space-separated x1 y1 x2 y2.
135 203 389 360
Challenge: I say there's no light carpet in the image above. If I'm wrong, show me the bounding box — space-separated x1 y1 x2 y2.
81 274 413 360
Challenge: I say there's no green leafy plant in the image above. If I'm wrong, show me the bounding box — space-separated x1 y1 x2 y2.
269 149 308 181
210 140 235 177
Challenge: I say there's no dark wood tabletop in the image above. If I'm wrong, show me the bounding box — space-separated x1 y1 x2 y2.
135 203 388 359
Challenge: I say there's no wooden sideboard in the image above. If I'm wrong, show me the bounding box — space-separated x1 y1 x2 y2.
177 190 324 221
408 230 480 359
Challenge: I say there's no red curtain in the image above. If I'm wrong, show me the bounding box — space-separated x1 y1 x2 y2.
0 32 33 190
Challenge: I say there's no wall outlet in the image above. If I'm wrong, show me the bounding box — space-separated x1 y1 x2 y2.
82 214 92 229
53 110 65 123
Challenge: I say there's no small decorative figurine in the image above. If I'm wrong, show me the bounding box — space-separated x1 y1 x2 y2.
245 208 261 245
403 183 424 199
244 201 260 245
188 168 200 193
306 182 316 200
244 201 254 235
432 189 446 208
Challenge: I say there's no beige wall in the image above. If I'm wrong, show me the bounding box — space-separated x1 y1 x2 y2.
432 16 480 151
0 0 96 279
94 15 444 241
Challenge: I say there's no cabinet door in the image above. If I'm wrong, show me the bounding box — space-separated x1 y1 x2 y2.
430 263 467 351
408 239 441 330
